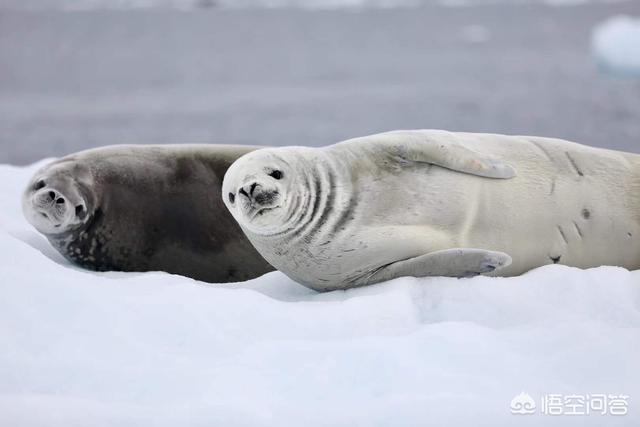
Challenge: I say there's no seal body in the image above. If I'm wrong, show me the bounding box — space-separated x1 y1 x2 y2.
222 130 640 291
23 145 274 283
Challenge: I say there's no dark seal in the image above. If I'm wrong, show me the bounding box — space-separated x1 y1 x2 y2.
22 145 274 283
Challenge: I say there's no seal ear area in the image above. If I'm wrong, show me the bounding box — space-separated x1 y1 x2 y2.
387 131 517 179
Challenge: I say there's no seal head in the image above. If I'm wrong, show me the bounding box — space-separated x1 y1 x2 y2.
22 161 94 236
223 148 304 236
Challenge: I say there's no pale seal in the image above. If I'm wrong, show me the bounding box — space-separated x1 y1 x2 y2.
222 129 640 291
23 144 274 283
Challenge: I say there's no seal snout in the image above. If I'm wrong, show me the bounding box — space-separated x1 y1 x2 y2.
238 182 278 206
238 182 258 200
232 180 281 222
29 183 87 231
33 187 68 224
37 188 64 205
36 188 64 206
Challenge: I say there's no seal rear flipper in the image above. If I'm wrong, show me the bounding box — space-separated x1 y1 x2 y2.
383 130 517 179
360 248 512 286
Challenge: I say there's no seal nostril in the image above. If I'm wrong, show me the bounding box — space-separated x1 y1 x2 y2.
56 198 65 204
48 191 55 200
250 182 258 196
228 192 235 204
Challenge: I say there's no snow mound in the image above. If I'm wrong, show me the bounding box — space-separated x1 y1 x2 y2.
1 162 639 426
592 15 640 77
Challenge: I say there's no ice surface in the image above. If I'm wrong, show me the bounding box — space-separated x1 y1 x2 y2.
593 15 640 76
1 161 640 426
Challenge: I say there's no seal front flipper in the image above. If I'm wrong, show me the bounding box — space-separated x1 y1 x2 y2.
383 130 517 179
361 248 512 285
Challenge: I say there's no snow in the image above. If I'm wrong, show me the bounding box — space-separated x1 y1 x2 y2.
592 15 640 77
1 161 640 426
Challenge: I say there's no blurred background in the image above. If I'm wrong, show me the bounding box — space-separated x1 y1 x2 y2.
0 0 639 165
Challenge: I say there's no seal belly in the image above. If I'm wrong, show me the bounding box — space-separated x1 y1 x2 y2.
458 137 640 274
323 133 640 280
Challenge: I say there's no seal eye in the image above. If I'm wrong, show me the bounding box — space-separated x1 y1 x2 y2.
75 205 85 218
34 180 45 190
269 170 283 180
228 192 235 204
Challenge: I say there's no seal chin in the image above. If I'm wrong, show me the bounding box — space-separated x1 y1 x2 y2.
252 206 279 220
241 202 281 223
236 203 286 235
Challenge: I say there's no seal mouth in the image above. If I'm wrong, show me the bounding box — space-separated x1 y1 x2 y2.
249 205 280 220
35 199 63 221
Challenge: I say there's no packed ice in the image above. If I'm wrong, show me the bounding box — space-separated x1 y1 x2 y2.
1 161 639 426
